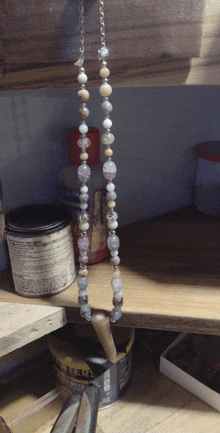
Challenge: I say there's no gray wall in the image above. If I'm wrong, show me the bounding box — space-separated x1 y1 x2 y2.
1 86 220 226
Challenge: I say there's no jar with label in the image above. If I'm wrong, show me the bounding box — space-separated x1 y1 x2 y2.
59 127 108 264
5 204 76 297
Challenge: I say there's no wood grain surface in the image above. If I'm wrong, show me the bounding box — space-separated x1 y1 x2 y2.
1 208 220 335
1 0 220 89
0 302 66 356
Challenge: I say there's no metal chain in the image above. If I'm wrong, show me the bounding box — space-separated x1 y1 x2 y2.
99 0 106 47
74 0 85 66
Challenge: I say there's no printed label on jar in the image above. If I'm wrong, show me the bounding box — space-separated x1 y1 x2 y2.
6 225 75 296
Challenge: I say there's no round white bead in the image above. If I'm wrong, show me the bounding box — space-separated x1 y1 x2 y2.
103 118 112 129
106 182 115 192
110 249 119 257
99 83 112 97
108 220 118 230
79 222 89 231
80 203 88 210
77 73 88 84
79 124 88 134
107 200 116 209
80 185 88 193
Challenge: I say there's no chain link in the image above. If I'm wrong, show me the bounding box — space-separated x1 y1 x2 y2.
99 0 106 47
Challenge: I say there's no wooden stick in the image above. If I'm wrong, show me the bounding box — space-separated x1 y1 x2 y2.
91 312 117 363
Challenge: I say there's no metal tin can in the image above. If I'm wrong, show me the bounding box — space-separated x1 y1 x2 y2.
5 204 76 297
48 323 134 409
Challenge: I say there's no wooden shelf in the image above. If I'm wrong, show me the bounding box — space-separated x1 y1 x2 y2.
1 207 220 335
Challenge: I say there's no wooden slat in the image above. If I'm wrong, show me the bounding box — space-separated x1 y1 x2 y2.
0 302 66 356
2 0 220 89
1 209 220 335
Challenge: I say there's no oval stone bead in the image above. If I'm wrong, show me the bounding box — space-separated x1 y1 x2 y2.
103 160 117 181
80 304 91 321
78 236 90 250
107 235 120 250
77 276 88 290
78 164 91 182
111 277 123 290
79 193 89 202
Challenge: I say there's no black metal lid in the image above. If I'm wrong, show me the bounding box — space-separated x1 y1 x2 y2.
5 204 71 237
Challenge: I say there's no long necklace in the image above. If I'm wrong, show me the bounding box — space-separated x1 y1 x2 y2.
75 0 123 323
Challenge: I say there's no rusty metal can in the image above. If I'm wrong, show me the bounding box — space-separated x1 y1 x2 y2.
5 204 76 297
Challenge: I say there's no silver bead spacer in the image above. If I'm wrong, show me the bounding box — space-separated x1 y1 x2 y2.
103 78 108 83
81 84 85 89
110 230 116 235
81 231 87 237
102 60 107 67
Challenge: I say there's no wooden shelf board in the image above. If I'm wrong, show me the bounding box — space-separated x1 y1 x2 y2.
1 210 220 335
0 301 66 357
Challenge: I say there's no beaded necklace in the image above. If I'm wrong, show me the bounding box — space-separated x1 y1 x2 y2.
75 0 123 323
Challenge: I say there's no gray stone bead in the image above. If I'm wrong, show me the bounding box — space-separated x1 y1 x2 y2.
106 191 117 201
101 100 113 114
111 307 122 322
80 304 91 321
78 295 88 305
77 276 88 290
107 235 120 250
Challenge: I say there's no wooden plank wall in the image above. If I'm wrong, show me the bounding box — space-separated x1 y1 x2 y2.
0 0 219 90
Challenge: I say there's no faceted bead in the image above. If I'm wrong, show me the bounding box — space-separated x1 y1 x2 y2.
113 298 123 308
99 83 112 97
79 255 89 265
78 268 88 277
111 277 123 290
80 305 91 321
77 276 88 290
101 132 114 145
108 220 118 230
79 222 89 232
78 89 90 102
103 118 112 129
79 193 89 202
107 191 117 201
104 148 113 158
78 164 91 182
103 160 117 181
107 235 120 250
110 249 118 257
101 100 113 114
99 46 109 58
79 124 88 134
110 256 120 266
100 67 110 78
78 107 90 119
111 307 122 322
80 185 88 194
77 137 91 149
78 236 90 250
77 73 88 84
107 211 118 222
78 295 88 305
80 203 88 210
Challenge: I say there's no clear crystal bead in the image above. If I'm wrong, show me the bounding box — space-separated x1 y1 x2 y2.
103 160 117 181
107 235 120 250
98 46 109 59
111 307 122 322
101 133 115 145
111 278 123 290
77 137 91 149
78 164 91 183
77 276 88 290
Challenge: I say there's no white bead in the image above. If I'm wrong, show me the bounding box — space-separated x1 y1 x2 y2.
80 203 88 210
80 185 88 193
103 118 112 129
80 152 88 161
79 222 89 231
108 221 118 230
79 124 88 134
77 73 88 84
106 182 115 192
110 249 119 257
